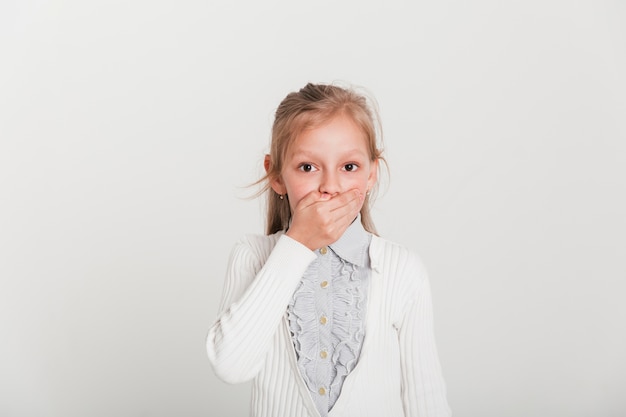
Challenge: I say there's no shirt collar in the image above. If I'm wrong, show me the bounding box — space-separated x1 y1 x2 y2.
328 215 371 267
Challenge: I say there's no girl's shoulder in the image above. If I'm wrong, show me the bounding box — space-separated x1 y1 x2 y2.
370 235 426 267
229 231 286 263
235 231 284 249
369 235 429 284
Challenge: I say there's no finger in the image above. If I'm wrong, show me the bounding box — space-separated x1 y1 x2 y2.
293 190 323 210
330 197 362 222
328 194 363 224
327 189 362 212
328 204 362 240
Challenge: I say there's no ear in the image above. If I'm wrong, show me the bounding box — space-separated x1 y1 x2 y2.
366 158 379 191
264 154 287 195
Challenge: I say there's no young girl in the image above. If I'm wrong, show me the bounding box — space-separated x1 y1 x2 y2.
206 83 451 417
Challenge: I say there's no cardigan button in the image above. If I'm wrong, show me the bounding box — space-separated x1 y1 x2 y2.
320 350 328 359
320 316 327 325
318 387 326 396
320 247 328 255
320 280 329 288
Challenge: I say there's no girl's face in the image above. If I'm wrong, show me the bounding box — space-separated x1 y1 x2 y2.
271 114 378 214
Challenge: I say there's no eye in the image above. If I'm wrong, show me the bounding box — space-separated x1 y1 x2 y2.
298 163 317 173
343 163 359 172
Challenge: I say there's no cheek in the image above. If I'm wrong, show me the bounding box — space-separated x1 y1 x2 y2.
350 171 371 191
286 178 311 196
284 178 314 208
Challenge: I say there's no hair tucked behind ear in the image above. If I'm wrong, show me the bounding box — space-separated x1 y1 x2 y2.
259 83 386 235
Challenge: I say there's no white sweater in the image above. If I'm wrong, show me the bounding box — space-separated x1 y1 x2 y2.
207 232 451 417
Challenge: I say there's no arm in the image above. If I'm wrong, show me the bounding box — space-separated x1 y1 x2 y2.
206 234 316 383
398 272 452 417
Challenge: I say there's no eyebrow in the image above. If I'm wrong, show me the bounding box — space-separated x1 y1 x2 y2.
289 148 368 159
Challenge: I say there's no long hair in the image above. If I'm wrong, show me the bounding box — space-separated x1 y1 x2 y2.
260 83 385 235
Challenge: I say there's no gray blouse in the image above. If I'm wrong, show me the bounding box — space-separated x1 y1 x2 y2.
287 217 372 417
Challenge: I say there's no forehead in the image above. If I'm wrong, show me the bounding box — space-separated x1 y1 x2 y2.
288 115 369 157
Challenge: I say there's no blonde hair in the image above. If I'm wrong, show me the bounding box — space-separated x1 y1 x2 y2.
261 83 385 235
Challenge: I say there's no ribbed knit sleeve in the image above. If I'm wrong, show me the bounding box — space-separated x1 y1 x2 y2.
206 234 317 384
397 259 451 417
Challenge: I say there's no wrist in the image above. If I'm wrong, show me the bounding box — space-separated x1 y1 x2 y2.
285 229 316 251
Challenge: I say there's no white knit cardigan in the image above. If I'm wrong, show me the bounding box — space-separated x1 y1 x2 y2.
207 232 451 417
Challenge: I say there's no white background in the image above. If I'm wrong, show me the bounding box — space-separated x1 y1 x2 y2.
1 1 625 416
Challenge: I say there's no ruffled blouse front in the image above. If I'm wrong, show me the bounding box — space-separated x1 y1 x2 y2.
287 218 372 417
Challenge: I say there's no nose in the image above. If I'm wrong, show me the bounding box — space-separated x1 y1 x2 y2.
319 170 340 196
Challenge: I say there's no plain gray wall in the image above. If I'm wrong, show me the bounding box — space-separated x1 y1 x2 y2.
1 1 625 416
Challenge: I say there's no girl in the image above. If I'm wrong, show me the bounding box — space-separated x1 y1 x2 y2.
206 83 451 417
